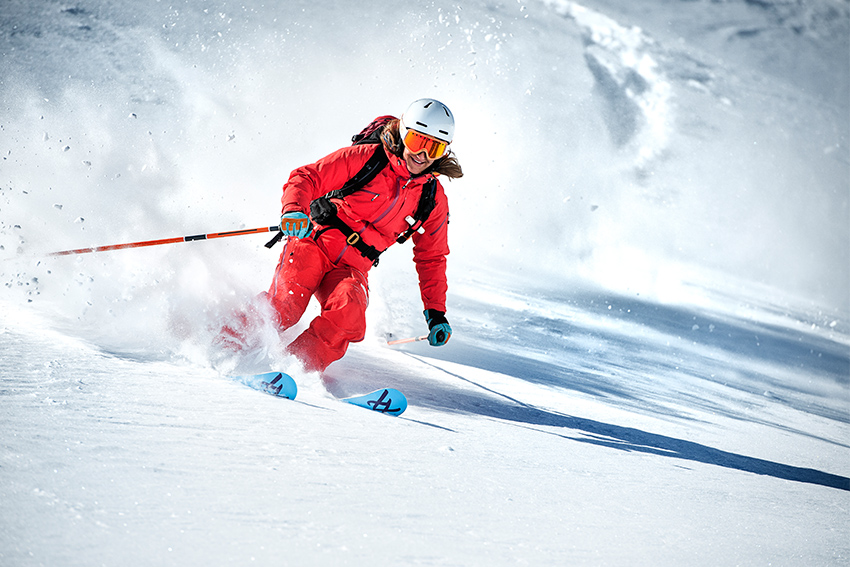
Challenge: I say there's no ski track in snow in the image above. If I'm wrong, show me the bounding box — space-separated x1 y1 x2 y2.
1 0 849 565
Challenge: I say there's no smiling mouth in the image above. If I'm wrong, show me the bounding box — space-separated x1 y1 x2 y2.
410 152 433 168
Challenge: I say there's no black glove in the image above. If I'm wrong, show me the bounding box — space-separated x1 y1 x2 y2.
309 196 337 225
424 309 452 346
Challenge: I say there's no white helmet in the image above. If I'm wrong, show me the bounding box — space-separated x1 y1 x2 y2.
400 98 455 143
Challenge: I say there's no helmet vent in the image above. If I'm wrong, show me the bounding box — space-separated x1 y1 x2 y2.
403 98 455 144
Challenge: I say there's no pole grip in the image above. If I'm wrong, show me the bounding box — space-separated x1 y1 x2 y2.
264 229 284 249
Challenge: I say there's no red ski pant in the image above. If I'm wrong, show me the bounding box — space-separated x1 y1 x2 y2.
266 237 369 373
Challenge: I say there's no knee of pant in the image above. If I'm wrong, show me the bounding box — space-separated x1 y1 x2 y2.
327 284 366 320
323 276 368 311
321 299 366 343
268 291 311 329
346 307 367 342
334 300 366 338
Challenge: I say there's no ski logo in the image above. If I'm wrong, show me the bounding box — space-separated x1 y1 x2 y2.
232 371 298 400
262 373 288 396
368 389 397 413
343 388 408 416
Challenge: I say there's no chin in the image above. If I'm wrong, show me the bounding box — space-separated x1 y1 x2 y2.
406 161 427 175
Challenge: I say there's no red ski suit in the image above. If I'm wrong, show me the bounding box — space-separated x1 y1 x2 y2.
268 142 450 372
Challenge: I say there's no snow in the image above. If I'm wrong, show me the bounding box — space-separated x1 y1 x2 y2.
1 0 848 565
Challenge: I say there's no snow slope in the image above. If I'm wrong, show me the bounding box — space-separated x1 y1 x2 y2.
1 0 848 565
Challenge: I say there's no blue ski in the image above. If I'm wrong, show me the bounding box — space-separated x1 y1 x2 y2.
232 372 406 416
343 388 408 416
232 371 298 400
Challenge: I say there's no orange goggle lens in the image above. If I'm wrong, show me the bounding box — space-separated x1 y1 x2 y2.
402 128 449 159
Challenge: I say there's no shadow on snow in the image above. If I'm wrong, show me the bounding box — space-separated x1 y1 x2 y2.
401 353 850 492
347 288 850 492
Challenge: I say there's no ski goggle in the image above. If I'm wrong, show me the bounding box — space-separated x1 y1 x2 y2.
402 127 449 159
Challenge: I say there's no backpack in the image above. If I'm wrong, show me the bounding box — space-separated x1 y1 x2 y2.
351 115 396 145
267 116 438 265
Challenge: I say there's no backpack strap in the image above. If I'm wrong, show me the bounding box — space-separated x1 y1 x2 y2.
313 176 437 266
313 218 383 264
326 144 389 200
310 172 438 267
396 178 437 244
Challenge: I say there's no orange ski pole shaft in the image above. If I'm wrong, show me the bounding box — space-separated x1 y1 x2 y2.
48 226 281 257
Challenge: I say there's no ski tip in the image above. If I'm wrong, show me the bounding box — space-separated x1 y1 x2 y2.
343 388 407 416
232 371 298 400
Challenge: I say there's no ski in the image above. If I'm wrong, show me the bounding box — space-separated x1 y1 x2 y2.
232 371 298 400
342 388 408 416
231 372 407 416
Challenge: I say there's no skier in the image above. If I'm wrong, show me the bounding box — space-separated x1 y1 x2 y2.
221 98 463 373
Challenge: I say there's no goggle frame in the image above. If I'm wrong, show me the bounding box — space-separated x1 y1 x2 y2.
401 127 450 160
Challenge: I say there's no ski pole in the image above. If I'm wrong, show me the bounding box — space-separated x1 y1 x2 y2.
386 335 429 345
48 225 281 257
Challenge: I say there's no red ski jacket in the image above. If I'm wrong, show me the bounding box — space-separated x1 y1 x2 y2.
280 143 450 313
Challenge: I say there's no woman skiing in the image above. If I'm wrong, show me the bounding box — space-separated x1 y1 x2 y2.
223 98 463 373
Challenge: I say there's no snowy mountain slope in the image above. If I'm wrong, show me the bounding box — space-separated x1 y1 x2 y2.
1 0 849 565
